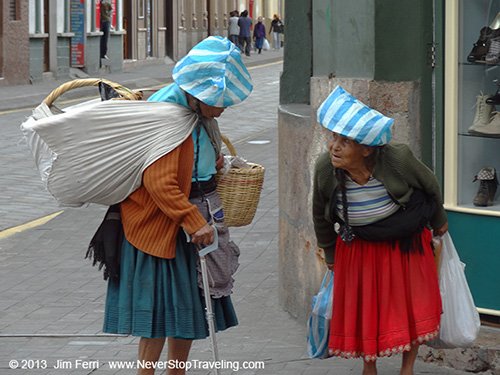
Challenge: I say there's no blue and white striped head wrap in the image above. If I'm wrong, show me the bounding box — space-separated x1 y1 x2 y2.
172 36 253 107
317 85 394 146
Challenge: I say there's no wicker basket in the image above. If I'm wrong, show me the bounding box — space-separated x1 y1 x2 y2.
43 77 142 108
216 135 265 227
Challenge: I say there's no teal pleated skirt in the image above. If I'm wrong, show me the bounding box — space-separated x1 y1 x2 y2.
103 233 238 339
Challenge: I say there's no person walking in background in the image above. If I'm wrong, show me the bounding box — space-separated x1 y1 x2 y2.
238 10 252 56
269 14 283 50
312 86 447 375
228 10 240 48
103 36 253 375
253 16 266 54
100 0 113 59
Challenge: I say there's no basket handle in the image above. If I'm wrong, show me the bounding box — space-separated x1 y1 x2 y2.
43 78 142 107
221 134 237 156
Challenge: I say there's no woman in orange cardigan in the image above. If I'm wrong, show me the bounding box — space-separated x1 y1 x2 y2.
103 36 253 375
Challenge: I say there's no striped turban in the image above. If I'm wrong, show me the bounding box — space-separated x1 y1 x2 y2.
317 85 394 146
172 36 253 107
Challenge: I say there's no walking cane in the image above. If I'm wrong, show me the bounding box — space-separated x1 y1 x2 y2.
197 227 221 374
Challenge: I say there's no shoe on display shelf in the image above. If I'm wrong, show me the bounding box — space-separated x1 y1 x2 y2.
468 94 495 134
485 88 500 104
468 27 494 62
485 37 500 64
470 111 500 137
472 167 498 207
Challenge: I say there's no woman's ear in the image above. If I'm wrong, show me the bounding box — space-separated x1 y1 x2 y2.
186 93 200 112
361 145 375 158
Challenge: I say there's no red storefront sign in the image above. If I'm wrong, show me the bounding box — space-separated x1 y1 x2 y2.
249 0 254 19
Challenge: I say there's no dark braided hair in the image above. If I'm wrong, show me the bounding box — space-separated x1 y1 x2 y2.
335 168 354 243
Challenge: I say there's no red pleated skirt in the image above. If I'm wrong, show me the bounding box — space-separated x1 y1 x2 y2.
328 228 442 361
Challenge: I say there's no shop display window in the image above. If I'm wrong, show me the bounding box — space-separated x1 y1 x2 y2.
443 0 500 316
447 0 500 213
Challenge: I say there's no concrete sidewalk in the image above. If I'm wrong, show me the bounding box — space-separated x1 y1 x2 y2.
0 126 480 375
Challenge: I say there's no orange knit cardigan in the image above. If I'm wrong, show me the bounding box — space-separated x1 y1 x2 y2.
120 136 207 259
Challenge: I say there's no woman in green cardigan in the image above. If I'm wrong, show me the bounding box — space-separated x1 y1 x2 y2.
313 86 448 375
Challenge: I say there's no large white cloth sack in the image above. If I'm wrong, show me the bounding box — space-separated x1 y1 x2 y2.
20 100 198 207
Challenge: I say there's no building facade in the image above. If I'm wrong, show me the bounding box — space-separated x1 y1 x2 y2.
0 0 30 85
0 0 283 86
176 0 283 57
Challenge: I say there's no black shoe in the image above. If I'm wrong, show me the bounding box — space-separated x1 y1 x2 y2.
473 167 498 206
486 89 500 104
468 27 494 62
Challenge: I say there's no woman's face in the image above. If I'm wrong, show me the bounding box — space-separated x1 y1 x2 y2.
199 101 225 119
327 132 372 170
187 93 225 119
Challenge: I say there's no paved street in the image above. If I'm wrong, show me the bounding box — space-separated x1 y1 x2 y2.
0 54 493 374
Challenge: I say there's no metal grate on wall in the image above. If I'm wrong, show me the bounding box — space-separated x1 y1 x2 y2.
9 0 19 21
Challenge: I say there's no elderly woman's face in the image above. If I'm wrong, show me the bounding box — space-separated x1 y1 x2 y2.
198 101 225 119
186 93 225 119
328 132 372 170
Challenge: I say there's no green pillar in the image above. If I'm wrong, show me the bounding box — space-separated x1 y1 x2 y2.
313 0 375 78
280 0 312 104
374 0 434 167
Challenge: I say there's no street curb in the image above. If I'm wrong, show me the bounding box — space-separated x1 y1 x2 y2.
420 346 500 374
419 327 500 374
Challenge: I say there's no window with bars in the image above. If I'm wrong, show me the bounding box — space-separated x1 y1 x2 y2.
9 0 20 21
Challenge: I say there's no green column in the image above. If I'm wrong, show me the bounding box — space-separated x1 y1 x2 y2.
374 0 434 167
280 0 312 104
312 0 375 78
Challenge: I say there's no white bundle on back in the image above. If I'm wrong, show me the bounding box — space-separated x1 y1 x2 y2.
20 100 197 207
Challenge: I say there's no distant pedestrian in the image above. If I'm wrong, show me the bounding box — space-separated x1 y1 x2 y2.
269 14 283 50
253 17 266 54
228 10 240 47
238 10 252 56
100 0 112 59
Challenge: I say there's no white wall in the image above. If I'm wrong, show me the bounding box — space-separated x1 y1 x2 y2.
86 0 95 32
28 0 45 34
56 0 65 33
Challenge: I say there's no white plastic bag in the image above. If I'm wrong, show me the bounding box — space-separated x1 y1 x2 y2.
20 100 197 207
307 270 333 358
428 232 480 348
263 38 270 51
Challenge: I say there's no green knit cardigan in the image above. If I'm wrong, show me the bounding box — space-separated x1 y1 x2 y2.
312 143 447 264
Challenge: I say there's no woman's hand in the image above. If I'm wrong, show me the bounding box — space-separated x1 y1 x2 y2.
216 154 225 171
191 224 215 246
433 221 448 237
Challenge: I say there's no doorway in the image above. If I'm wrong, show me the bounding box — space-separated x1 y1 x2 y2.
43 0 49 72
123 1 132 59
166 0 174 58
